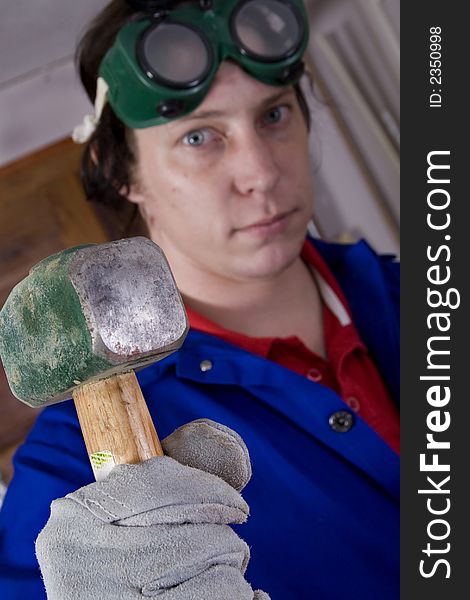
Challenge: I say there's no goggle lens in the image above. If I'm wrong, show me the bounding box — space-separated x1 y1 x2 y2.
141 23 211 87
233 0 302 60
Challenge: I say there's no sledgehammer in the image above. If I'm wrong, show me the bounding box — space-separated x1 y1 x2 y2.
0 237 188 480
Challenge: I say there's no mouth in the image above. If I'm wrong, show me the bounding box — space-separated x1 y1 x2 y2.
236 209 297 235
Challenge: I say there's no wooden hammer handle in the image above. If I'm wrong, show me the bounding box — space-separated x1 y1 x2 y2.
72 371 163 480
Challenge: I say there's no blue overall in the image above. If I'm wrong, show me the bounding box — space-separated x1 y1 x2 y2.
0 239 399 599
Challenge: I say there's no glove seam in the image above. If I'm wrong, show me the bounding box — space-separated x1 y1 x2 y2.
115 501 249 525
95 488 133 511
84 498 119 520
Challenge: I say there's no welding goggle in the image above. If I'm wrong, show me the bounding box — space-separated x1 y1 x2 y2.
98 0 309 129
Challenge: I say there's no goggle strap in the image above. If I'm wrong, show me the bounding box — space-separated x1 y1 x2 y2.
72 77 109 144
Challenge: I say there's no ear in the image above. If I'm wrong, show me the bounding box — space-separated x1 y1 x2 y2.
127 182 154 229
127 183 147 206
124 163 148 207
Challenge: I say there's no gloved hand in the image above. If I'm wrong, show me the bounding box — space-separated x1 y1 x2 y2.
36 419 270 599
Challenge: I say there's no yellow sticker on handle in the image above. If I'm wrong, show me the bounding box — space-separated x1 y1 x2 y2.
90 451 116 481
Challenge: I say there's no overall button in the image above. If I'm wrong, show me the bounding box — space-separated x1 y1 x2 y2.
329 410 355 433
199 359 213 372
345 396 360 413
307 367 322 382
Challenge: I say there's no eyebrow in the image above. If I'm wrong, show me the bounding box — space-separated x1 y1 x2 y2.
176 88 296 123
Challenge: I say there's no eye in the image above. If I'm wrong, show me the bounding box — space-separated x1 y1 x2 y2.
263 105 289 125
183 128 214 147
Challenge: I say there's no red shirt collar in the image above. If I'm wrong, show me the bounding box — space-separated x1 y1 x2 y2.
185 238 361 356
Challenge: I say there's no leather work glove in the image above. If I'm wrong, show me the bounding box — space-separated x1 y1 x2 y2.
36 419 270 599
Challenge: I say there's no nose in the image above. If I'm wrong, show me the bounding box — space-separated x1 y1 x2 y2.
231 130 281 197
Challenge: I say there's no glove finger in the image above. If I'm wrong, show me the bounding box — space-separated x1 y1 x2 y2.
143 564 256 599
67 455 249 526
134 525 250 593
253 591 271 599
37 500 251 598
162 418 252 491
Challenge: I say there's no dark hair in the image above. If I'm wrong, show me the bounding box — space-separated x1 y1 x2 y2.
76 0 312 236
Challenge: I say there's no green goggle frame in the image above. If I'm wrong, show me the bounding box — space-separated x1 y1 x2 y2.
99 0 310 128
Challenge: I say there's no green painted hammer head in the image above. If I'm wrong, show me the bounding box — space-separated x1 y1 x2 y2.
0 237 188 408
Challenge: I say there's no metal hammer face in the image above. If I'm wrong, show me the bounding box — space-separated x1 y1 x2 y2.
0 237 188 408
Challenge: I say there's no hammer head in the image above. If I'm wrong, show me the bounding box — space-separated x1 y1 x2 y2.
0 237 188 407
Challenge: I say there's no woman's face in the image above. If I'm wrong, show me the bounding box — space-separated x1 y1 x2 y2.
129 61 315 284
